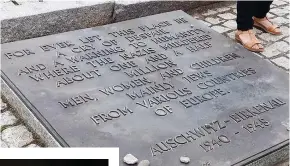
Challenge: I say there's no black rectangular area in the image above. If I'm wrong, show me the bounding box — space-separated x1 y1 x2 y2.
1 159 108 166
1 11 289 166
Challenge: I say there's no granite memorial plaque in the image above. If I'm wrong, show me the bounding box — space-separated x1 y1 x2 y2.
1 11 289 165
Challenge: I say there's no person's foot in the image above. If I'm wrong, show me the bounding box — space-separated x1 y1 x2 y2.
235 30 264 52
253 17 281 35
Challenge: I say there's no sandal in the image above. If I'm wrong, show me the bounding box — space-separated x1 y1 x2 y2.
235 30 264 52
253 17 281 35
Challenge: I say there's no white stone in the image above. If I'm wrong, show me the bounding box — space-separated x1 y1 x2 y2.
211 26 231 33
270 7 289 16
283 36 289 43
267 12 275 18
261 41 288 57
1 99 7 111
137 160 150 166
202 9 217 16
197 20 211 27
26 144 40 148
123 154 138 165
233 9 237 14
228 3 236 9
222 20 237 29
271 17 289 25
272 0 287 6
180 156 190 164
271 57 289 69
205 17 223 25
258 26 289 42
216 7 230 12
0 111 18 126
226 31 235 39
1 125 34 147
1 141 9 148
218 13 236 20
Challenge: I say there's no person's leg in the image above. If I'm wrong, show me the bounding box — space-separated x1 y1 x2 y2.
253 1 273 18
253 1 281 35
236 1 254 30
236 1 263 52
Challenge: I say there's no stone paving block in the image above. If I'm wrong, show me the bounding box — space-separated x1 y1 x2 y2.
272 57 289 70
271 17 289 25
205 17 223 25
202 9 217 16
232 9 237 14
226 31 235 39
0 141 9 148
283 36 289 43
0 99 7 111
228 3 236 9
197 20 211 27
1 125 34 147
216 7 230 12
222 20 237 29
270 7 289 16
218 13 236 20
267 12 275 18
258 26 289 42
211 25 231 33
261 41 289 57
0 111 18 126
26 144 40 148
272 0 288 7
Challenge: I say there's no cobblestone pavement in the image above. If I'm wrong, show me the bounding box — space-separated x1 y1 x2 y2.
0 97 44 148
0 1 289 165
188 0 289 72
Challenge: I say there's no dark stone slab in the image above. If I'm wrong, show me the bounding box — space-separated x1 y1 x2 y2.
1 11 289 166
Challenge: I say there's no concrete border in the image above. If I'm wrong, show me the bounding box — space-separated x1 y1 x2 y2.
1 1 219 44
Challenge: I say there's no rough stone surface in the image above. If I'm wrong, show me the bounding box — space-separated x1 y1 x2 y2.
1 2 115 43
197 20 211 27
218 13 236 20
1 125 34 147
1 99 7 111
180 156 190 164
202 9 217 16
272 0 288 7
258 26 289 42
216 7 230 12
26 144 40 148
233 9 237 14
271 17 289 25
137 160 150 166
262 41 289 58
222 20 237 29
270 7 289 16
123 154 138 165
1 141 9 148
276 160 289 166
0 111 18 126
205 17 223 25
211 25 231 33
272 57 289 70
114 1 217 22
